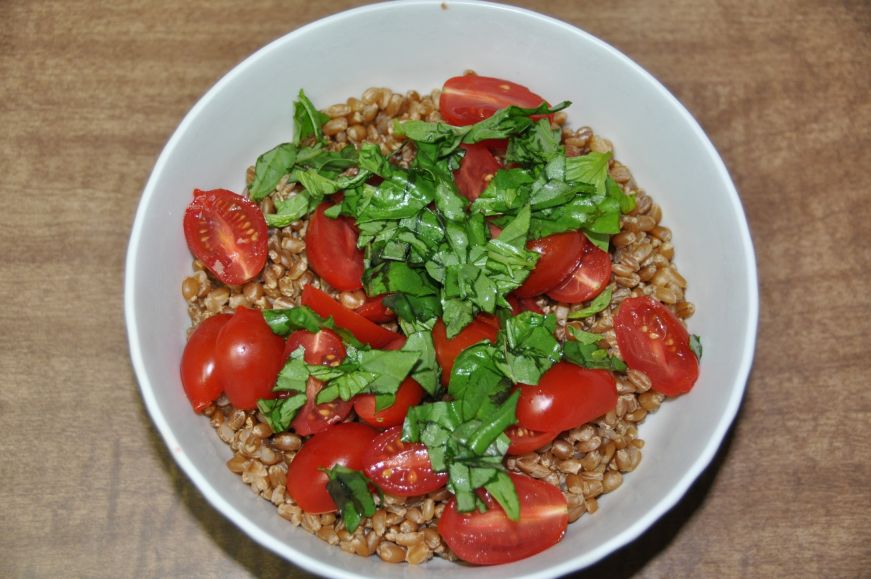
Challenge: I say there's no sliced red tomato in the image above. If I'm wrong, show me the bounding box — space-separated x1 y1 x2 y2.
438 473 568 565
614 296 700 396
505 425 559 456
507 294 545 315
440 75 550 126
454 143 502 202
516 362 617 433
213 307 285 410
432 316 499 385
305 201 364 291
286 422 376 513
514 232 586 298
301 285 401 348
355 294 396 324
354 377 425 429
547 238 612 304
180 313 232 413
363 426 448 497
183 188 268 285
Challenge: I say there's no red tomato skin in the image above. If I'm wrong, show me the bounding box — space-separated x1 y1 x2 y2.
213 307 285 410
614 296 700 396
432 317 499 385
355 294 396 324
438 473 568 565
283 329 345 365
286 423 377 513
180 314 232 413
507 294 545 315
363 426 448 497
182 188 268 285
354 377 425 429
516 363 617 433
305 201 364 291
547 239 613 304
454 143 502 202
505 425 559 456
514 232 586 298
301 285 401 348
440 76 549 126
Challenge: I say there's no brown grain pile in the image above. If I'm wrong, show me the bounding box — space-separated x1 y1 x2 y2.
181 83 693 565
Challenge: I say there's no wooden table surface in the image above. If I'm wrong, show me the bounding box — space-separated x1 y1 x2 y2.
2 0 869 577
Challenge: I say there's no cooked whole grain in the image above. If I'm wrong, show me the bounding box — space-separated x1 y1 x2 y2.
184 82 696 565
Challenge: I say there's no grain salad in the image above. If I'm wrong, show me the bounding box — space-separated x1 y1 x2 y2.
179 75 700 566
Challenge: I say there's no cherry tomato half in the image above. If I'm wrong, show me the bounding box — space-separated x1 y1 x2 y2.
355 294 396 324
283 329 352 436
305 201 365 291
354 377 425 429
180 313 232 413
213 307 285 410
614 296 700 396
547 238 612 304
432 316 499 385
440 76 550 126
505 425 559 456
286 422 377 513
363 426 448 497
514 231 586 298
438 473 568 565
454 143 502 202
301 285 401 348
183 188 268 285
516 363 617 433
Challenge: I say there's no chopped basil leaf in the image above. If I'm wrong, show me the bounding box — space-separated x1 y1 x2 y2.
565 151 611 195
265 193 309 228
324 465 377 533
250 143 298 201
257 394 306 434
496 312 561 384
262 306 325 335
315 347 420 410
567 286 614 319
293 89 329 144
397 319 441 398
689 334 703 360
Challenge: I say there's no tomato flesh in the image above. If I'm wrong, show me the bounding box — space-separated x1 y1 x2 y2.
354 377 425 429
547 238 612 304
213 307 285 410
183 188 268 285
516 363 617 433
286 422 377 513
614 296 700 396
305 201 365 291
301 285 401 348
432 316 499 385
363 426 448 497
180 313 232 413
438 473 568 565
440 76 549 126
514 232 586 298
454 143 502 202
355 294 396 324
505 425 559 456
507 294 545 315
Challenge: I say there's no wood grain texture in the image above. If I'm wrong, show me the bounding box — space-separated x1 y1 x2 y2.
1 0 868 577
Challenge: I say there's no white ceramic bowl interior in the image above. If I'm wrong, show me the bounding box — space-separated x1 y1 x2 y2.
125 1 758 577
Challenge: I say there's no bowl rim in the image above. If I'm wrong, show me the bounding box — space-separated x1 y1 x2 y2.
125 1 759 576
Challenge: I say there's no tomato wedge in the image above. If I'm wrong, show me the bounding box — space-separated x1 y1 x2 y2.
505 425 559 456
440 76 550 126
516 363 617 433
354 294 396 324
183 188 268 285
547 238 612 304
283 329 352 436
286 422 376 513
301 285 401 348
363 426 448 497
514 231 586 298
305 201 365 291
454 143 502 202
432 316 499 385
614 296 700 396
354 377 424 429
438 473 568 565
180 313 232 413
213 307 285 410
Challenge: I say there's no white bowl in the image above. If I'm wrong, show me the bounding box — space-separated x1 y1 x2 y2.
125 1 758 577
